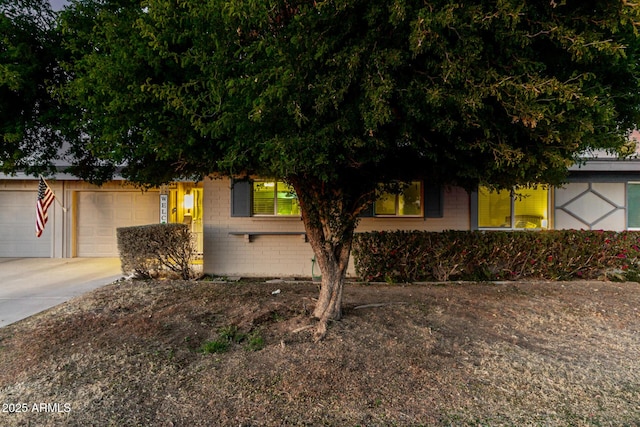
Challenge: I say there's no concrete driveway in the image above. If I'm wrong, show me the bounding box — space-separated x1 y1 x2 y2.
0 258 123 328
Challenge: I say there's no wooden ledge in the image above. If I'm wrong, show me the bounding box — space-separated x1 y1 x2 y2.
229 231 307 243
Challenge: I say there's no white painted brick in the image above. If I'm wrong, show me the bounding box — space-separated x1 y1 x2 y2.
203 178 472 277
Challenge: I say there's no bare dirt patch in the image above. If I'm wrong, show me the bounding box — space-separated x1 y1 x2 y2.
1 279 639 426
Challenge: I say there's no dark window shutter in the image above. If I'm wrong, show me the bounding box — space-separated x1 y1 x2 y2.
358 203 374 217
231 179 251 217
424 186 444 218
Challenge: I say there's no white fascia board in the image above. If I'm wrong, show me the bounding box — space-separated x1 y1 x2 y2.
569 159 640 172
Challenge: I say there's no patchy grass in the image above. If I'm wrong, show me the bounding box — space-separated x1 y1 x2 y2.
1 279 640 426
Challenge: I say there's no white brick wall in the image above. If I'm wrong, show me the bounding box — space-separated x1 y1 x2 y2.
202 178 470 278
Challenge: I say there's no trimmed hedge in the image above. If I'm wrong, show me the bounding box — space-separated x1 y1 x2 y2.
117 223 196 280
352 230 640 282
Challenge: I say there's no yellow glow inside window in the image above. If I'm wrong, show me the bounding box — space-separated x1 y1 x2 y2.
478 186 548 229
253 181 299 216
375 181 422 216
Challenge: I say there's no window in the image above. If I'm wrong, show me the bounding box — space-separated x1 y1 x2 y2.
252 180 300 216
374 181 422 216
231 178 443 218
628 183 640 229
478 186 549 229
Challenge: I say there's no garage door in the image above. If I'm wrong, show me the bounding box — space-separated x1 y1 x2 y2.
0 191 52 257
76 191 159 257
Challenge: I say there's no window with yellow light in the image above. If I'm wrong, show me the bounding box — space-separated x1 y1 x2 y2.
252 180 300 216
478 186 549 229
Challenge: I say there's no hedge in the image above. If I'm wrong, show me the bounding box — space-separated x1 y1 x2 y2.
117 223 196 280
352 230 640 282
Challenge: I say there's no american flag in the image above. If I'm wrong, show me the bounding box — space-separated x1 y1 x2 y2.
36 178 55 237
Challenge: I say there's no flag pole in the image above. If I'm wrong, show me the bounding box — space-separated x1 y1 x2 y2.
39 176 68 213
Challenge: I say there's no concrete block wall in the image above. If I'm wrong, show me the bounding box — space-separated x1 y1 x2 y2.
202 178 471 278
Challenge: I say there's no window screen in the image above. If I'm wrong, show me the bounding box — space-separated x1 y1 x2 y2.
252 180 299 216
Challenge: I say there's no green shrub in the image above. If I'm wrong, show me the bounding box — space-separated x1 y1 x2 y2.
117 223 195 280
352 230 640 283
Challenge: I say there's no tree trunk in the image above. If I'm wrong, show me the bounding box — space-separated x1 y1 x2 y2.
290 177 364 341
305 219 354 341
309 233 353 341
314 262 345 321
312 230 352 322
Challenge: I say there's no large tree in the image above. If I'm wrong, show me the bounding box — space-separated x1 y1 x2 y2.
59 0 640 338
57 0 216 183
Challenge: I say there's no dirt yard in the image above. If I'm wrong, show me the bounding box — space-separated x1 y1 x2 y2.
0 278 639 426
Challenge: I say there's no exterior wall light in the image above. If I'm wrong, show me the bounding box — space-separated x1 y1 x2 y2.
183 193 194 211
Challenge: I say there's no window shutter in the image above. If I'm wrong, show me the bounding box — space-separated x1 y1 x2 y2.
230 179 251 217
424 186 444 218
358 203 374 217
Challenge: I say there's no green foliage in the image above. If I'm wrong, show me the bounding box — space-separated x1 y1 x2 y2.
0 0 67 176
56 0 212 185
246 330 266 352
200 326 264 354
57 0 640 190
199 339 230 355
218 325 246 344
353 230 640 283
116 223 196 280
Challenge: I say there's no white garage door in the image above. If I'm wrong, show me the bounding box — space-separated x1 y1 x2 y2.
0 191 52 257
76 191 159 257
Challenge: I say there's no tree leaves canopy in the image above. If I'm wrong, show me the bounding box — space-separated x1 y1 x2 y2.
0 0 65 175
53 0 640 192
58 0 214 184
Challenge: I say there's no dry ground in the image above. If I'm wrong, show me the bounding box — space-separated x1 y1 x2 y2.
0 278 639 426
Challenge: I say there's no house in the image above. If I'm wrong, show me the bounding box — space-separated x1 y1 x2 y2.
0 172 203 258
201 178 467 278
2 150 639 278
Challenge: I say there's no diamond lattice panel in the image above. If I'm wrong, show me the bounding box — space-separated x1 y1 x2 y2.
555 183 589 206
563 191 617 226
